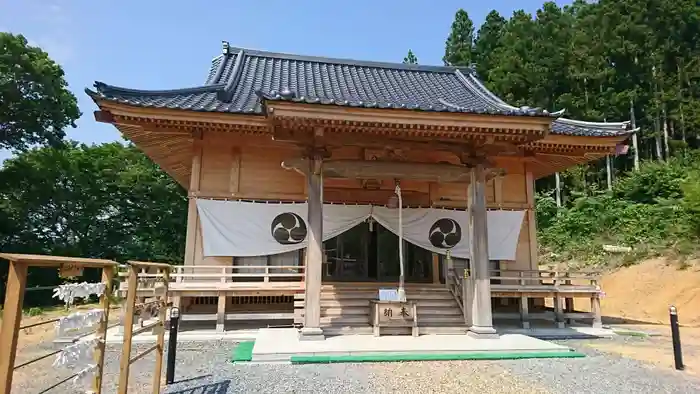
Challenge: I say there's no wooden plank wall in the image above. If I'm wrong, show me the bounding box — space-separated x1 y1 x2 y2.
186 131 538 272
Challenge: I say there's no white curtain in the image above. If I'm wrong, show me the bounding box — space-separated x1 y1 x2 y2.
372 206 471 258
196 200 524 261
372 207 525 260
196 200 371 257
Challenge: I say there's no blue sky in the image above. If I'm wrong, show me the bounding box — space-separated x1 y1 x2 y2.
1 0 568 152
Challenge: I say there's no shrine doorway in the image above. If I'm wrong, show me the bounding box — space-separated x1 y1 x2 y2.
323 222 434 283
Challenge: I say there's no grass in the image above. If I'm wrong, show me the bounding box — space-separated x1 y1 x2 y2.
231 341 255 363
613 330 650 338
289 350 585 364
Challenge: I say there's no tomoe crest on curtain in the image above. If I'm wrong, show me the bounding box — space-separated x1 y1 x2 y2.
271 212 307 244
428 218 462 248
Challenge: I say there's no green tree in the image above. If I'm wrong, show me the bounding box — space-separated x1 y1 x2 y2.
443 9 475 66
403 49 418 65
0 33 80 151
473 10 506 79
0 143 187 304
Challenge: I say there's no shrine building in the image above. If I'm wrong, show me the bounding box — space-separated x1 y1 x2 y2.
88 41 633 339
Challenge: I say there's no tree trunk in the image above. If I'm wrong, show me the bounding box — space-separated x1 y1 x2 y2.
606 156 613 191
630 99 640 170
555 172 562 207
654 116 663 162
662 107 670 158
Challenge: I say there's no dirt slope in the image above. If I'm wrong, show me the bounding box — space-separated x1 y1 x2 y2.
597 258 700 326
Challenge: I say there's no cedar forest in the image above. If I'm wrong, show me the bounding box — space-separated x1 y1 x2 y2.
1 0 700 305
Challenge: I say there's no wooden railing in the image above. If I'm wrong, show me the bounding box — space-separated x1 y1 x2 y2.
446 269 471 326
117 265 305 286
446 268 603 329
487 269 601 289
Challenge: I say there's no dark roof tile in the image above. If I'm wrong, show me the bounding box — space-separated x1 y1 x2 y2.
87 43 634 137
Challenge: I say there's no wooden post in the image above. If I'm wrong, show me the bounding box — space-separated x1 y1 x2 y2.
0 260 28 394
93 266 115 394
591 296 603 328
591 278 603 328
118 265 139 394
554 294 565 328
519 272 530 329
216 293 226 332
564 276 575 324
431 253 440 284
520 295 530 329
300 154 325 340
151 269 170 394
468 164 498 338
463 276 472 326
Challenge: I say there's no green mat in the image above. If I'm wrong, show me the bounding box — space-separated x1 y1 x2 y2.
290 350 585 364
231 341 255 362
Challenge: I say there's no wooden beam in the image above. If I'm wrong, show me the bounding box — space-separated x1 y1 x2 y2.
95 100 269 128
266 101 553 131
275 127 523 156
283 158 484 183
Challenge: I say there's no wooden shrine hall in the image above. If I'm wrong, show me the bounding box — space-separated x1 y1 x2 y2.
88 41 634 339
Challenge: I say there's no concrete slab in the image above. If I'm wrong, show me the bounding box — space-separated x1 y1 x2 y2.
251 328 571 362
499 326 616 339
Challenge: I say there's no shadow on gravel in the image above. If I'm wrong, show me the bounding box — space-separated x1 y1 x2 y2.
166 379 231 394
170 374 213 385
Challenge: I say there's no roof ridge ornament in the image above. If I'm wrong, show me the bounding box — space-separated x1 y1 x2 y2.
222 41 231 55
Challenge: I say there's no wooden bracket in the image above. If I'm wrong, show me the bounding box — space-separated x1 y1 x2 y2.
94 110 115 124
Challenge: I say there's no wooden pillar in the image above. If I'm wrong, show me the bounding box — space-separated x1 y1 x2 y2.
0 260 28 394
468 164 498 338
184 136 203 267
525 170 538 271
216 293 226 332
118 265 139 394
431 253 440 284
300 155 325 340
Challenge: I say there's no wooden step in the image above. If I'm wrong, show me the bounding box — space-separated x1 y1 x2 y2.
317 314 466 327
296 292 455 301
297 306 464 317
320 315 370 326
321 325 469 336
294 299 461 309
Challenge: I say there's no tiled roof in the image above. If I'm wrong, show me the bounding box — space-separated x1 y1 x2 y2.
87 42 633 137
552 118 633 137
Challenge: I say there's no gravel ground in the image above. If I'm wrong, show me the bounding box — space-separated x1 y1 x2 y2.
11 338 700 393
